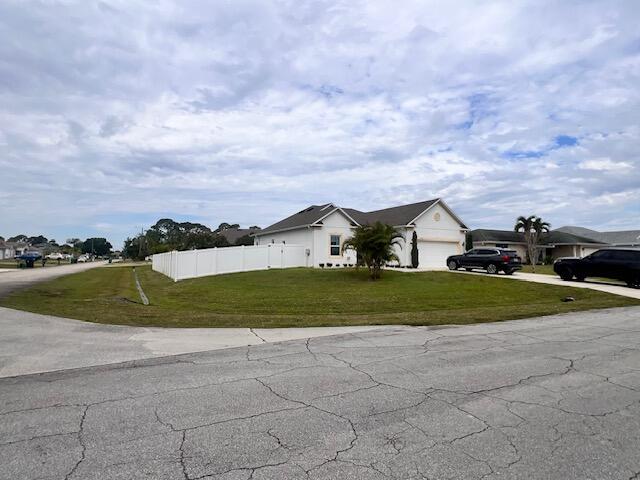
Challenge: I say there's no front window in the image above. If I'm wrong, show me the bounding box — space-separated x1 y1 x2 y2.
330 235 341 256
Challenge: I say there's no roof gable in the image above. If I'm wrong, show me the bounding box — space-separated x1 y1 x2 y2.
357 199 440 226
257 203 342 235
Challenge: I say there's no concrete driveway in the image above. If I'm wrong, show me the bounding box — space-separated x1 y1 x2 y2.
449 269 640 299
2 307 639 479
0 261 105 299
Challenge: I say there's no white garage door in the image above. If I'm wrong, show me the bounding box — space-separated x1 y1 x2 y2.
417 241 460 269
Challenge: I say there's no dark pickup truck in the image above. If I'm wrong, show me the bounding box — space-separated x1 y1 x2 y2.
446 248 522 275
553 248 640 288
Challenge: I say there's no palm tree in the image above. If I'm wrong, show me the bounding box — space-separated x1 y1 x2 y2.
342 222 403 280
514 215 550 272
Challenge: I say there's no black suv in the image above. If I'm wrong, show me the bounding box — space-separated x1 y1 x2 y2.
553 248 640 288
446 248 522 275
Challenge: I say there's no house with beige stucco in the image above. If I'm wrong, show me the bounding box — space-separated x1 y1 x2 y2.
468 226 639 262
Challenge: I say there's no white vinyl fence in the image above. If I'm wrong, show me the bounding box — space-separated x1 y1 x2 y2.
152 244 309 281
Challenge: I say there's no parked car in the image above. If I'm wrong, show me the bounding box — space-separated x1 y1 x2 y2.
77 255 91 263
553 248 640 288
446 248 522 274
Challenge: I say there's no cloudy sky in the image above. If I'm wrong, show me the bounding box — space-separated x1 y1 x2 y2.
1 0 639 247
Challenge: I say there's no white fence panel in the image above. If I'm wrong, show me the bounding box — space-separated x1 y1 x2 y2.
216 246 244 275
245 245 270 271
177 250 197 279
152 244 308 281
268 244 283 268
282 245 306 267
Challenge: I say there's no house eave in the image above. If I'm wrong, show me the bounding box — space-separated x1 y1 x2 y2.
252 224 318 236
547 242 608 247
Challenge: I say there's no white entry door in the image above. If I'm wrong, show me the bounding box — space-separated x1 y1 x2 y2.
417 241 460 269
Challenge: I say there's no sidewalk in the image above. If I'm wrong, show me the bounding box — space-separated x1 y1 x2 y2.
0 306 386 377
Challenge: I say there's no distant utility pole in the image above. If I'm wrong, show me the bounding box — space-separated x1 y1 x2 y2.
138 227 144 258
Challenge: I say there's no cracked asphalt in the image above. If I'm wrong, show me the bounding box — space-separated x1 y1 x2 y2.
1 307 640 480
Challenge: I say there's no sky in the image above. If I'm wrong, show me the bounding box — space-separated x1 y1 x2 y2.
1 0 639 248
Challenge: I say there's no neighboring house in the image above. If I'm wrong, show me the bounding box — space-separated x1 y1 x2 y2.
253 199 468 269
0 241 31 259
467 229 531 261
0 241 14 260
218 226 261 245
468 227 635 261
542 230 608 259
554 226 640 248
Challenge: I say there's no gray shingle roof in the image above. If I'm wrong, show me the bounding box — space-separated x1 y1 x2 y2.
344 199 441 227
219 227 260 244
555 226 640 246
470 228 607 246
257 199 464 235
542 231 606 245
470 229 526 243
257 204 338 235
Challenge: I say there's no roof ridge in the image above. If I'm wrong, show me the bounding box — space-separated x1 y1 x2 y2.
362 198 439 214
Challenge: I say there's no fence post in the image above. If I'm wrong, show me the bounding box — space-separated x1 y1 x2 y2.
195 249 199 277
241 245 245 272
172 250 178 282
214 248 218 275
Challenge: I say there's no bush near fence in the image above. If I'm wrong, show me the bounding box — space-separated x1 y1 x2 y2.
152 244 308 281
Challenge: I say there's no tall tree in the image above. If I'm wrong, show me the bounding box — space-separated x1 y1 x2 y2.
342 222 403 280
8 234 28 243
27 235 48 245
514 215 550 272
123 235 149 260
81 237 113 256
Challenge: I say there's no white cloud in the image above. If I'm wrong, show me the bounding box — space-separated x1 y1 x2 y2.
579 158 633 171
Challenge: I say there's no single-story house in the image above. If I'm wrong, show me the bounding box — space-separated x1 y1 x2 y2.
467 229 532 261
468 226 637 262
543 230 609 259
554 226 640 248
0 241 31 260
253 198 468 269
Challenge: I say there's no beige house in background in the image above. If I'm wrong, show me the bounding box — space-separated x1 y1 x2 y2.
468 227 639 262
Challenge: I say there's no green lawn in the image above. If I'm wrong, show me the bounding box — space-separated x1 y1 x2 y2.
1 266 637 328
520 264 555 275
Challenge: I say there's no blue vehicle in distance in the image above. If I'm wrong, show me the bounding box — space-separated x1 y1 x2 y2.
17 251 42 268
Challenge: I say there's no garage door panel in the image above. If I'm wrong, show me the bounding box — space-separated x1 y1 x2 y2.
418 241 460 269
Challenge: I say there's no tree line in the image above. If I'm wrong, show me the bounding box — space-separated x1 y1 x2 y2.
123 219 260 260
0 234 113 256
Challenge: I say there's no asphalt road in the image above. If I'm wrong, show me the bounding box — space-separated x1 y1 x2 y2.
2 307 639 479
0 261 105 299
